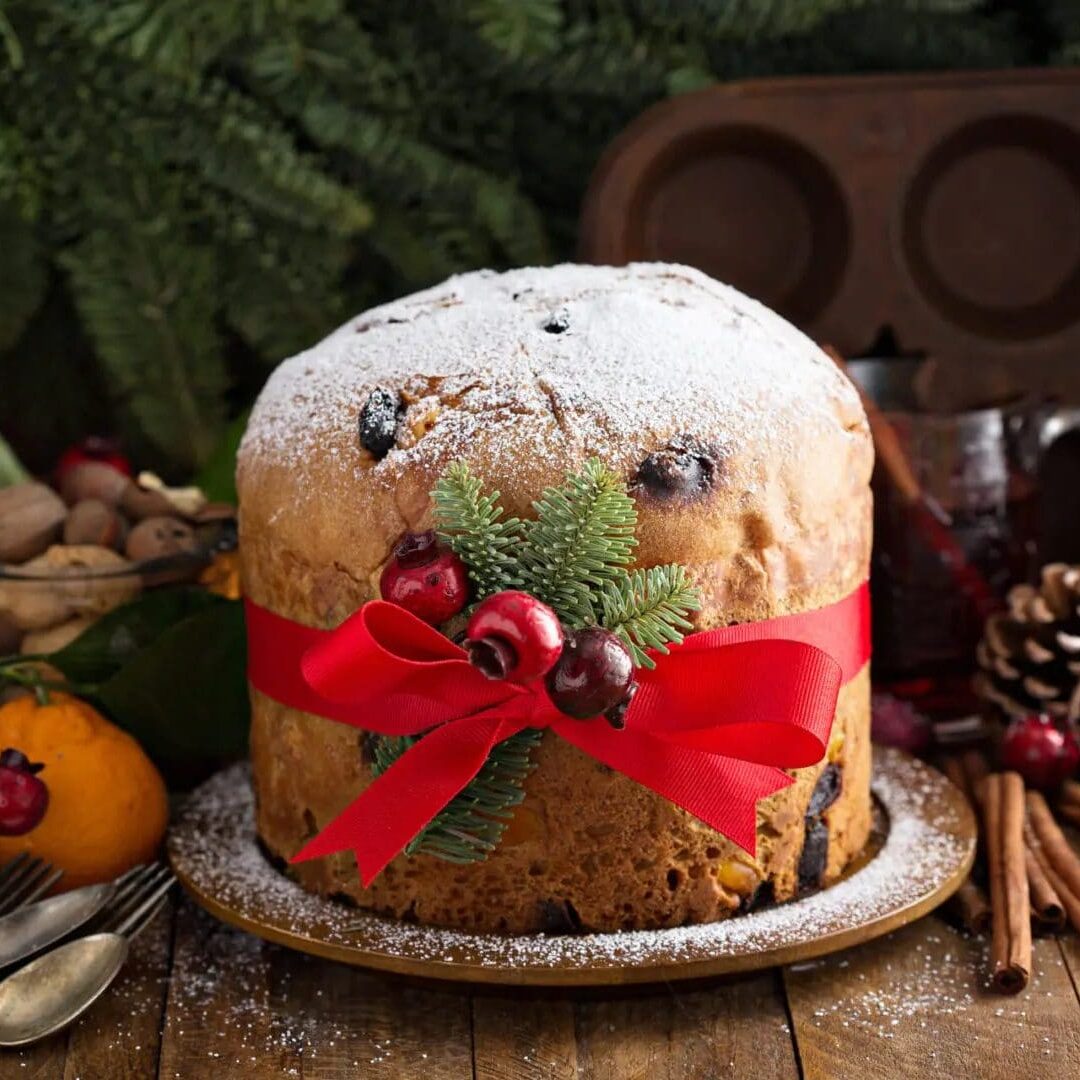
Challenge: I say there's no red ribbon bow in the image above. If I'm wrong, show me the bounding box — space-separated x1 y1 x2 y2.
245 583 869 885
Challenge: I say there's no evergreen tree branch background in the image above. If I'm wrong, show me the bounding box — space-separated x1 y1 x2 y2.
0 0 1065 476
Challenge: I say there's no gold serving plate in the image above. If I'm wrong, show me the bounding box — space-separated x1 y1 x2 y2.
168 747 975 987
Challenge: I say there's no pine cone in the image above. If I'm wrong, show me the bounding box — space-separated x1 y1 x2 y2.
975 563 1080 722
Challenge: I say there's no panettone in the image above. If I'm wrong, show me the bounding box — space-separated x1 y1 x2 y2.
237 263 873 933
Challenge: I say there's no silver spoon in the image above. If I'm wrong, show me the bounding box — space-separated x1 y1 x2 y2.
0 865 174 1047
0 863 151 969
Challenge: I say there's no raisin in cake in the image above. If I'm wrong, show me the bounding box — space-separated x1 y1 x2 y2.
238 263 873 933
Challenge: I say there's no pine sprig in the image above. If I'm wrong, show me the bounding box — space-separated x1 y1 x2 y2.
432 461 524 599
520 458 637 627
370 728 542 864
600 564 701 670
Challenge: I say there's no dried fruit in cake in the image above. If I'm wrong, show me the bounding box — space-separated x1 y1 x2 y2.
358 387 402 458
545 627 634 719
380 531 470 624
542 309 570 334
634 436 719 502
798 817 830 892
465 590 563 682
806 763 843 816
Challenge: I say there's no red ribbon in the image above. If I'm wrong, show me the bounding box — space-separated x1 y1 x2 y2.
245 583 870 886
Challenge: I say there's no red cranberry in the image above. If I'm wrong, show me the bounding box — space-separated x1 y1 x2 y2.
604 681 638 730
465 591 564 683
1000 714 1080 791
379 531 470 624
546 628 634 720
0 749 49 836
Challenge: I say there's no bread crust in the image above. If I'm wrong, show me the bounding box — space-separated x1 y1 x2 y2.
239 263 874 933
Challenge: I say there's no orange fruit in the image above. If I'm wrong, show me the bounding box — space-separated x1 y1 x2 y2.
0 692 168 890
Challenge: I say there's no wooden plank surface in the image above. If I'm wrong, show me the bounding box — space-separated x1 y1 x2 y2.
784 914 1080 1080
265 947 474 1078
572 971 798 1080
3 900 1080 1076
158 897 472 1079
472 995 578 1079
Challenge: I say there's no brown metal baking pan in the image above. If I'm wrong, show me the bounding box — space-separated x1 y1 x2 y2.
579 69 1080 360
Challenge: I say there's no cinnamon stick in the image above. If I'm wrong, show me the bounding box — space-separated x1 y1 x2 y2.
1027 790 1080 898
984 773 1031 993
1030 841 1080 933
947 879 993 935
1024 845 1066 933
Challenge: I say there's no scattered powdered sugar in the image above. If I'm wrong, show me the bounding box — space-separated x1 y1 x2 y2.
168 749 972 978
240 263 859 484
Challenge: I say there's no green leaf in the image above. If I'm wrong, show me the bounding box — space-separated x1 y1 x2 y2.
90 599 248 762
519 458 637 626
194 410 250 504
49 588 221 685
599 564 701 669
432 461 525 599
0 432 28 488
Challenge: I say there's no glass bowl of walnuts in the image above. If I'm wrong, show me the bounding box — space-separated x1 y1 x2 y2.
0 464 236 656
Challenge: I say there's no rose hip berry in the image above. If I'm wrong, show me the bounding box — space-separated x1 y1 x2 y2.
465 591 564 683
1000 713 1080 791
0 748 49 836
604 681 638 730
545 628 634 720
379 530 469 624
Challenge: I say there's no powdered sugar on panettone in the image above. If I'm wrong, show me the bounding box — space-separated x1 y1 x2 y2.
169 750 972 977
241 263 859 481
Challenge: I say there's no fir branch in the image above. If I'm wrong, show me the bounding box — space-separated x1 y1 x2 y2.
463 0 564 61
520 458 637 626
59 212 227 473
432 461 525 599
0 207 46 351
370 728 541 864
600 564 701 669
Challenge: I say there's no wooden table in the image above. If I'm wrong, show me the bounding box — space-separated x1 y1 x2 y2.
4 897 1079 1079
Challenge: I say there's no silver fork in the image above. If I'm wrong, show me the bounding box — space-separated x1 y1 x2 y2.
0 862 152 969
0 863 175 1047
0 854 63 916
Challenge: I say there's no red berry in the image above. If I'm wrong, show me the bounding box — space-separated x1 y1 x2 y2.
0 748 49 836
1000 714 1080 791
55 436 132 482
604 681 638 730
379 531 470 624
465 591 564 683
545 628 634 720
